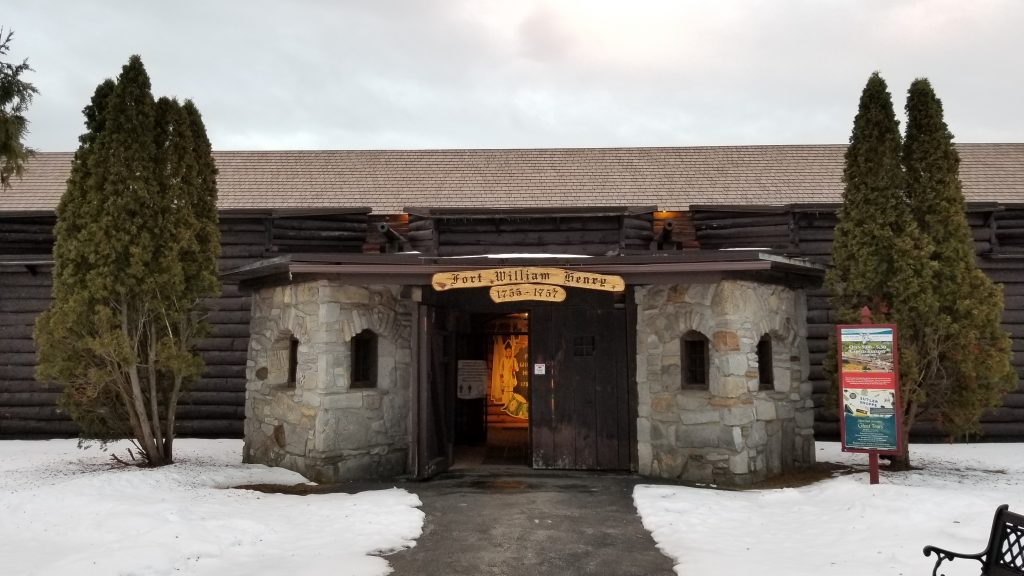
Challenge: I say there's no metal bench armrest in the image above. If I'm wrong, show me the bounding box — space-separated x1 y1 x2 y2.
922 545 985 576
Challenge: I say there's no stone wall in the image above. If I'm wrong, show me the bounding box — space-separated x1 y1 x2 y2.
243 281 412 482
635 281 815 485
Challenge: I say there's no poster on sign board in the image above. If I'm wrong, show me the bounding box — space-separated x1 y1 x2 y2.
837 325 902 454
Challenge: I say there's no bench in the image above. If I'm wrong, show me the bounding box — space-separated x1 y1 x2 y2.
923 504 1024 576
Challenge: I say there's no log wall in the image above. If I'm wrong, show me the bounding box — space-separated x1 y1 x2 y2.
693 203 1024 441
0 211 370 438
408 212 656 256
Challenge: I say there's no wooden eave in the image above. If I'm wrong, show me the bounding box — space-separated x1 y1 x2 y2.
225 251 824 290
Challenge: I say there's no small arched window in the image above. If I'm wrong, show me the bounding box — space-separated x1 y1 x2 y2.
757 334 774 391
287 335 299 387
269 332 299 388
351 330 378 389
681 330 710 390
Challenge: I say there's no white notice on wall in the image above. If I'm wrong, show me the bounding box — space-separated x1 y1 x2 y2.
534 363 546 375
457 360 488 399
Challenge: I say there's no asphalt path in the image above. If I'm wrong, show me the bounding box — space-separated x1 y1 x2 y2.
384 468 676 576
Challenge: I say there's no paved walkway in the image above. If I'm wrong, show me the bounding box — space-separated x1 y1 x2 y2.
385 467 676 576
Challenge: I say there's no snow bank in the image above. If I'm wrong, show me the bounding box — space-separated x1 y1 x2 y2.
635 442 1024 576
0 439 423 576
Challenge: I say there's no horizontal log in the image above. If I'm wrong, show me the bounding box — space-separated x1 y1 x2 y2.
437 217 620 233
0 221 56 233
174 419 242 437
696 216 791 230
219 231 270 246
181 390 245 405
0 299 50 313
813 421 839 437
623 227 654 241
175 404 245 419
218 244 267 259
692 210 788 222
438 230 621 246
0 405 67 420
795 241 835 256
407 219 435 232
204 296 251 312
0 352 37 366
195 337 251 352
0 232 53 244
218 221 269 233
207 310 252 325
998 393 1024 408
0 339 36 353
438 244 614 257
979 406 1024 423
0 272 53 287
272 229 367 241
0 391 61 406
0 419 78 436
273 219 370 233
0 365 36 380
199 351 248 365
0 325 34 340
621 219 654 232
0 380 62 393
201 365 246 379
209 324 251 338
0 285 54 299
406 229 437 242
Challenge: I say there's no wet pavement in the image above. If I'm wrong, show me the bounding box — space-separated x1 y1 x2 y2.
383 466 677 576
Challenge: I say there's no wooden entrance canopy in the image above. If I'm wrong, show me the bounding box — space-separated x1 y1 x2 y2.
223 251 825 289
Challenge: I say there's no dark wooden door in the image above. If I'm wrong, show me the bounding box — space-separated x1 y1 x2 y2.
413 304 453 479
530 305 630 470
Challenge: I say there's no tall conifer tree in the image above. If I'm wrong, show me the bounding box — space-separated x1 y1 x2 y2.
35 56 219 465
0 28 38 190
902 78 1015 437
827 72 937 466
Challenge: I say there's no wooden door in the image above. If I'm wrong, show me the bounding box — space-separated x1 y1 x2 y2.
412 304 453 479
530 305 630 470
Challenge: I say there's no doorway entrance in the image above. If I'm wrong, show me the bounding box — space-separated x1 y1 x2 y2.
413 288 633 478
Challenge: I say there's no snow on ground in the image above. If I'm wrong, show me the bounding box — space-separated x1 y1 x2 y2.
635 442 1024 576
0 439 423 576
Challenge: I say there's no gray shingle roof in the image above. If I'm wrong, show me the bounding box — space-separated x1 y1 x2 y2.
3 144 1022 214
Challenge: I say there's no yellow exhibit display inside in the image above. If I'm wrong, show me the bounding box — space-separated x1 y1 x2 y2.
431 267 625 293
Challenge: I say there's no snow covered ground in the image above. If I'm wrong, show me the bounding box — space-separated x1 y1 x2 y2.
635 442 1024 576
0 439 423 576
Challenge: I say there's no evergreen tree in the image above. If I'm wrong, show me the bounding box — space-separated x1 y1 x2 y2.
826 72 937 467
0 28 38 190
35 56 219 465
902 78 1015 437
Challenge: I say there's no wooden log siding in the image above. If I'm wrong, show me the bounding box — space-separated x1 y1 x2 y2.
693 203 1024 441
0 210 371 438
409 212 657 256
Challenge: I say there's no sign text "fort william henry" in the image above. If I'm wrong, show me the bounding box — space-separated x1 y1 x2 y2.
431 267 624 292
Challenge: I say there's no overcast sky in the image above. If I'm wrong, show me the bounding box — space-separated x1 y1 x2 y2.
6 0 1024 152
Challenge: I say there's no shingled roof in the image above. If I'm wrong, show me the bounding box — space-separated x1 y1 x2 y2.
3 144 1022 214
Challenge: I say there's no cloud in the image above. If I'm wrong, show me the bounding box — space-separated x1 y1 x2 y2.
6 0 1024 151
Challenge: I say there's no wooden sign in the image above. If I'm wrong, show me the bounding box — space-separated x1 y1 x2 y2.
432 267 625 292
489 284 567 303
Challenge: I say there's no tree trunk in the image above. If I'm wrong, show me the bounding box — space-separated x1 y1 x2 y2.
121 299 161 465
888 401 915 470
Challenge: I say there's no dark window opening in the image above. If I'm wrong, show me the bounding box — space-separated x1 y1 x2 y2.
287 336 299 387
351 330 378 389
682 331 710 389
573 335 595 357
757 335 774 391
